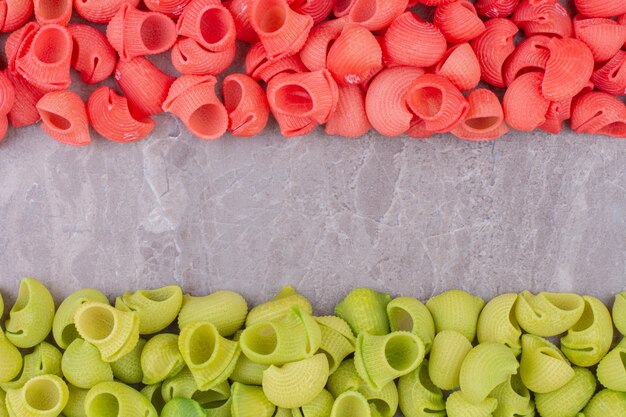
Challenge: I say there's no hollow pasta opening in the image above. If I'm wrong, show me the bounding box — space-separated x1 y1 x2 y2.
350 0 376 23
334 0 354 14
188 104 228 138
255 0 287 34
223 80 243 112
24 379 60 411
412 87 443 118
385 334 420 371
141 15 175 51
388 306 414 332
544 293 581 311
370 399 390 417
571 300 594 332
335 394 369 416
61 324 80 346
188 324 216 365
76 305 115 341
34 27 69 64
40 110 72 131
465 116 500 130
200 8 231 45
138 287 176 302
274 85 313 115
243 323 278 356
88 393 120 417
192 389 228 407
510 374 529 398
12 281 31 312
38 0 69 20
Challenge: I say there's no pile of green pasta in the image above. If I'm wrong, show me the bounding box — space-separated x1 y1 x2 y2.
0 279 626 417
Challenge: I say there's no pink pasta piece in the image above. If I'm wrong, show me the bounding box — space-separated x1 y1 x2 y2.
574 0 626 19
512 0 573 38
245 42 308 82
292 0 333 24
417 0 456 5
0 71 16 116
68 24 116 84
591 51 626 96
384 11 447 68
325 84 370 138
5 21 38 72
502 35 551 86
451 89 508 141
4 70 44 128
144 0 190 17
34 0 71 25
273 111 317 137
542 37 594 102
171 37 236 76
0 114 8 141
333 0 355 17
162 75 229 140
348 0 408 30
540 98 571 134
87 86 155 143
435 43 481 92
225 0 259 43
574 16 626 63
0 0 34 32
36 90 90 146
327 23 382 86
471 18 518 88
177 0 236 51
475 0 520 18
503 71 550 131
571 91 626 137
299 17 346 72
434 0 486 44
74 0 140 23
223 73 270 137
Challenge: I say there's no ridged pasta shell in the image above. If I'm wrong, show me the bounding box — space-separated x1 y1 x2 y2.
327 23 382 86
347 0 408 31
61 339 114 389
4 22 38 72
542 37 594 102
230 354 269 385
144 0 190 17
397 360 445 417
0 0 34 32
85 381 158 417
451 88 509 141
434 0 486 43
4 70 43 128
614 292 626 336
571 91 626 137
172 38 236 76
68 24 116 85
386 296 435 354
535 367 596 417
591 51 626 96
471 17 518 87
334 288 392 336
325 84 370 138
225 0 259 43
111 338 146 384
0 341 62 392
177 290 248 336
0 331 22 383
425 289 484 342
298 388 334 417
596 339 626 391
584 389 626 416
299 17 346 72
512 0 573 38
116 286 183 335
64 384 89 417
141 334 185 385
36 90 90 146
435 43 481 92
384 12 446 68
574 16 626 62
446 391 497 417
503 34 551 86
293 0 334 24
34 0 72 25
161 367 230 408
161 398 206 417
245 42 308 83
231 382 276 417
0 71 16 116
519 334 574 393
5 375 69 417
515 290 585 336
574 0 626 19
489 374 534 417
315 316 356 373
246 286 313 327
74 0 140 23
428 330 472 390
177 0 235 51
540 97 571 134
476 293 521 354
503 71 550 132
330 391 371 417
223 73 270 137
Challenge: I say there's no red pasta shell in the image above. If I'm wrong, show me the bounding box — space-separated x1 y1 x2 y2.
299 17 346 72
273 112 317 137
542 37 594 102
471 18 518 88
172 37 236 76
347 0 408 31
540 98 571 134
5 21 38 72
574 0 626 19
325 84 370 138
34 0 72 25
451 88 508 141
435 43 481 92
1 0 34 32
245 42 308 83
292 0 333 24
223 73 269 137
36 90 91 146
384 11 447 68
434 0 486 44
574 16 626 63
0 71 16 116
0 114 8 141
68 24 116 84
144 0 190 17
74 0 140 23
512 0 573 38
503 71 550 131
225 0 259 43
591 51 626 96
571 91 626 137
333 0 355 17
502 34 550 86
4 70 44 128
327 23 382 86
177 0 236 51
475 0 520 18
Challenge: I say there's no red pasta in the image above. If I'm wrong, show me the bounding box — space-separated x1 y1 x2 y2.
144 0 190 17
1 0 34 32
245 42 308 82
273 112 317 137
434 0 486 44
172 37 236 76
225 0 259 43
292 0 333 24
540 98 571 134
0 72 16 116
36 90 90 146
571 92 626 137
475 0 520 18
177 0 236 51
471 18 518 88
106 3 177 61
162 75 229 140
0 114 8 141
451 89 508 141
299 17 346 72
574 0 626 19
384 11 447 68
348 0 408 30
542 37 594 102
74 0 140 23
223 73 270 137
512 0 573 38
4 70 44 128
34 0 72 25
503 71 550 131
574 16 626 63
502 34 550 86
68 24 116 84
87 86 155 143
591 51 626 96
327 23 382 85
325 84 370 138
333 0 356 17
435 43 481 92
5 21 38 72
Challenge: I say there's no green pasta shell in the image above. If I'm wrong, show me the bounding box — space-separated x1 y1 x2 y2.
63 385 88 417
61 339 113 389
583 389 626 416
445 391 497 417
161 366 231 409
315 316 355 374
262 353 329 408
231 382 276 417
515 291 585 337
246 286 313 327
334 288 391 336
0 330 23 383
161 398 206 417
298 389 334 417
5 374 69 417
141 333 185 384
459 342 519 404
115 285 183 335
354 331 424 391
74 302 140 362
612 292 626 336
387 296 435 354
178 290 247 337
275 408 292 417
477 293 522 356
179 321 241 391
535 367 596 417
140 384 166 414
519 334 574 393
240 306 321 365
596 339 626 391
229 353 269 385
0 390 8 417
110 338 146 384
5 278 56 348
85 381 158 417
53 289 110 350
1 342 63 391
426 290 484 342
205 395 232 417
428 330 472 391
330 391 371 417
489 374 535 417
397 359 445 417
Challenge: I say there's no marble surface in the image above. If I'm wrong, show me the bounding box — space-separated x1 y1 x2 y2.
0 121 625 312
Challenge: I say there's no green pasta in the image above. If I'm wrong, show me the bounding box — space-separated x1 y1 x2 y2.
489 374 535 417
583 389 626 417
315 316 356 374
0 330 23 383
245 286 313 328
205 396 232 417
178 321 241 390
428 330 472 390
115 285 183 335
53 289 110 350
140 384 166 414
535 367 596 417
426 290 484 343
61 339 113 389
140 333 185 384
0 390 8 417
519 334 575 393
596 339 626 391
230 382 276 417
330 391 372 417
1 342 63 391
5 278 56 349
229 353 269 385
160 366 230 411
297 389 334 417
0 291 4 319
84 381 158 417
612 292 626 336
476 293 522 356
334 288 391 336
62 384 88 417
160 397 206 417
515 291 585 337
445 391 497 417
459 342 519 404
5 375 69 417
178 290 247 337
354 331 424 391
110 338 146 384
397 360 445 417
387 297 435 354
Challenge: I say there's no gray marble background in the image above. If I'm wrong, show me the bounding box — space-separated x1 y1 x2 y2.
0 119 625 312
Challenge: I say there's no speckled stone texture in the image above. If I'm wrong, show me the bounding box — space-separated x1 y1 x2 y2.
0 120 625 311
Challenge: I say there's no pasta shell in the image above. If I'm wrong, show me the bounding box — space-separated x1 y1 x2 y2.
471 17 518 88
540 98 571 134
596 339 626 391
172 37 236 76
15 24 72 92
34 0 71 25
223 73 270 137
406 74 470 133
347 0 409 31
584 389 626 416
571 91 626 138
111 338 146 384
177 290 248 337
299 17 346 72
502 34 551 86
245 286 313 327
365 66 425 137
425 289 485 342
327 23 382 86
115 57 175 119
161 367 231 408
542 37 594 102
245 42 308 83
62 339 114 389
325 84 370 138
475 0 520 18
299 389 334 417
0 331 22 383
68 24 116 85
0 0 34 32
535 367 596 417
161 398 206 417
177 0 235 51
446 391 498 417
519 334 575 393
225 0 259 43
434 0 486 43
315 316 356 373
230 354 269 385
452 88 509 141
87 86 155 143
144 0 190 17
333 0 357 17
74 0 140 23
428 331 472 391
141 334 185 385
292 0 334 24
387 297 435 354
162 74 229 140
248 0 313 59
0 341 62 392
512 0 573 38
574 0 626 19
231 382 276 417
4 21 39 72
116 286 183 335
574 16 626 63
85 381 158 417
515 291 585 337
330 391 371 417
0 71 16 116
435 43 481 92
614 292 626 336
489 375 535 417
64 384 90 417
334 288 392 336
52 288 110 350
398 360 445 417
384 12 447 68
503 72 550 132
591 51 626 96
0 114 7 142
5 375 69 417
5 70 44 128
36 90 90 146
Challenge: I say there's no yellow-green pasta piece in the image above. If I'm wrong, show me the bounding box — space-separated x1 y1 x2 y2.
140 384 166 414
297 389 334 417
583 390 626 417
85 381 157 417
0 330 22 383
53 289 110 350
115 285 183 335
519 334 574 393
330 391 371 417
398 359 445 417
426 290 484 343
354 331 424 391
1 342 63 391
161 398 206 417
275 408 292 417
193 380 230 410
240 306 321 365
515 291 584 337
596 339 626 391
477 293 522 356
140 333 184 384
489 374 535 417
315 316 355 374
62 385 88 417
231 382 276 417
5 278 56 349
326 359 362 396
262 353 329 408
179 320 241 391
535 367 596 417
428 330 472 391
561 295 613 367
205 395 232 417
445 391 497 417
334 288 391 336
387 296 435 354
459 342 519 404
61 339 113 389
246 286 313 327
612 292 626 336
0 291 4 319
229 353 269 385
0 390 7 417
178 290 247 337
161 366 230 409
110 338 146 384
5 375 68 417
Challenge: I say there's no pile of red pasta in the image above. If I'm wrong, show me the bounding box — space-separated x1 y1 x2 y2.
0 0 624 144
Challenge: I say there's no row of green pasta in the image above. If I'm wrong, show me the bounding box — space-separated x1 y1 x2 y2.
0 278 625 417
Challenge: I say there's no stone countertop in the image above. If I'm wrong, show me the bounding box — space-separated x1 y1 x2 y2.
0 119 624 312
